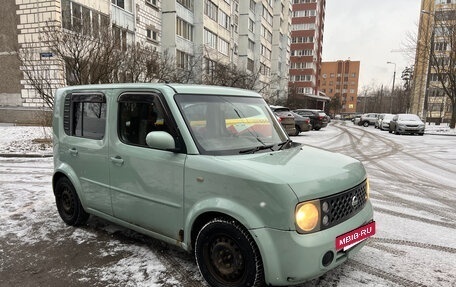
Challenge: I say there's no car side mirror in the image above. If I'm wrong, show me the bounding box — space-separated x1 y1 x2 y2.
146 131 175 150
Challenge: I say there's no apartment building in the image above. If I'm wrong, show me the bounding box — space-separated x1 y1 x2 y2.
288 0 326 108
411 0 455 123
319 60 360 115
0 0 292 123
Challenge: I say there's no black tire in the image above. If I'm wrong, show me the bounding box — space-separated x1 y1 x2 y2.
388 129 392 133
293 125 301 136
363 121 369 127
55 177 89 226
314 126 321 131
395 127 401 135
195 218 265 287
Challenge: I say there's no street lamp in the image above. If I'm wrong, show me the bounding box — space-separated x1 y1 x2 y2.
387 61 396 113
421 10 435 125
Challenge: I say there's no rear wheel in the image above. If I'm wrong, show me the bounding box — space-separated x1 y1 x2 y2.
55 177 89 226
195 218 265 287
293 125 301 136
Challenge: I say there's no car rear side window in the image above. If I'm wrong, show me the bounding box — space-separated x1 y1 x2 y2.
64 93 106 140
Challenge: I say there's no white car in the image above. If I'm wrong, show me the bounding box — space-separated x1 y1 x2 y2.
377 114 395 131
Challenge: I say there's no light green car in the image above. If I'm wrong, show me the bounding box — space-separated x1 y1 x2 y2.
53 83 374 287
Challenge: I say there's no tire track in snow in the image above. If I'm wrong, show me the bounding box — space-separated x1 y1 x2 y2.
347 260 428 287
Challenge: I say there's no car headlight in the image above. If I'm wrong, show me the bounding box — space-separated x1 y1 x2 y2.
366 178 370 200
295 200 320 233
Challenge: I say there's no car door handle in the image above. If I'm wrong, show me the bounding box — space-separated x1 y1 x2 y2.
110 156 124 166
69 148 78 156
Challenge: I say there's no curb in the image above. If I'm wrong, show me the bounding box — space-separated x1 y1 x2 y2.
0 153 53 158
424 133 456 137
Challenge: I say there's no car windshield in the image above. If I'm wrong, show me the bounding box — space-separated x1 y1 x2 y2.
398 114 421 121
175 94 290 155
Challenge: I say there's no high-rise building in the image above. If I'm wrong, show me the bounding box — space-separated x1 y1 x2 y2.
411 0 455 123
288 0 326 109
319 60 360 115
0 0 292 124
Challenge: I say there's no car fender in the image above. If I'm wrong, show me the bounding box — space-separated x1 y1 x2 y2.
53 162 86 207
184 197 272 249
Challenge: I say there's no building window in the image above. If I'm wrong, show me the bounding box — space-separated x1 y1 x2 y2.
176 50 192 69
112 0 124 9
204 0 218 21
204 29 217 49
218 10 230 30
248 18 254 32
145 0 158 9
261 45 271 59
247 58 254 72
248 39 255 52
218 38 229 55
262 5 272 23
250 0 255 11
146 27 159 42
176 17 193 41
177 0 193 11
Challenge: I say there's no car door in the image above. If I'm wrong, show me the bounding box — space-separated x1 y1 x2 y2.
109 92 186 240
60 93 112 215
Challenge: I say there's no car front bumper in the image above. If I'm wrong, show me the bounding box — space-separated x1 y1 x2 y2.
250 201 374 286
397 126 425 134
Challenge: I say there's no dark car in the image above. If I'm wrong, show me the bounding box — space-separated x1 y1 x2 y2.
291 111 312 135
270 105 296 136
293 109 329 130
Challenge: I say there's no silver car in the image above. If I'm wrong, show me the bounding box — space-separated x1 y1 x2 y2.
389 114 425 135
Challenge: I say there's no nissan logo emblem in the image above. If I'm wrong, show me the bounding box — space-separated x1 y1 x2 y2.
351 195 359 208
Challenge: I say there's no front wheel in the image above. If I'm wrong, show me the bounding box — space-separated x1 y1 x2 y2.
363 121 369 127
55 177 89 226
195 218 265 287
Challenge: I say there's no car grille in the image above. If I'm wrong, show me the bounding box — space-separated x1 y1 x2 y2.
320 180 367 230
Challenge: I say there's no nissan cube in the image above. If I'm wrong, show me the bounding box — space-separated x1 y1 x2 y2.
53 83 374 287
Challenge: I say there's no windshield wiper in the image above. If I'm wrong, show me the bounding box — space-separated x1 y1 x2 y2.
278 139 293 150
239 144 275 154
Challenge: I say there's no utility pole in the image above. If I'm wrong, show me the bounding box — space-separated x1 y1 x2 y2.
387 61 396 114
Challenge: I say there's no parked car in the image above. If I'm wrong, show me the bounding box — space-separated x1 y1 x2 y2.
389 113 425 135
270 105 296 136
53 83 374 287
352 114 362 125
293 109 329 130
291 111 312 135
359 113 379 127
377 114 395 131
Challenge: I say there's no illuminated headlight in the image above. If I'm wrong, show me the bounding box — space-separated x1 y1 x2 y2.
295 200 320 233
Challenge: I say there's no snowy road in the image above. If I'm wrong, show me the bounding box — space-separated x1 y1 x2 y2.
0 121 455 286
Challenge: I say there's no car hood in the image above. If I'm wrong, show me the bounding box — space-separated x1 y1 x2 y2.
200 144 366 201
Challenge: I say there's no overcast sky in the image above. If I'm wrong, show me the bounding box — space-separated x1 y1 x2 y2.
322 0 422 91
